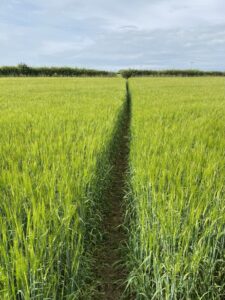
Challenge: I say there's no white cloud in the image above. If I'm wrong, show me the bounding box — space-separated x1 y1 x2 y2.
40 39 94 56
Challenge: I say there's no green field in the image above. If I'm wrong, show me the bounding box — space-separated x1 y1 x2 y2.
0 78 125 299
0 77 225 299
127 78 225 299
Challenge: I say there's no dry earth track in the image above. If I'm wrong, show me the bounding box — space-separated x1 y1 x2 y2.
94 81 131 300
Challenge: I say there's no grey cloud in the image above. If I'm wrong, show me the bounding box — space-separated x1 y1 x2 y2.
0 0 224 70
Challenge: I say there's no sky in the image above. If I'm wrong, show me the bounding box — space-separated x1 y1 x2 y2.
0 0 225 70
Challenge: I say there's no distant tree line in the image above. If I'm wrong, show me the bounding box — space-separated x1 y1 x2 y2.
119 69 225 78
1 64 225 78
0 64 116 77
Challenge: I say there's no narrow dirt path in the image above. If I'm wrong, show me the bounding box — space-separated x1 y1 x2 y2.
94 81 131 300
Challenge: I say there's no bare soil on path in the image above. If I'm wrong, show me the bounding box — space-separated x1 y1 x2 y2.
94 82 131 300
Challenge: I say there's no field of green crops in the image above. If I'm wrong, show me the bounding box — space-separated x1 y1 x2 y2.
127 78 225 299
0 78 125 299
0 77 225 299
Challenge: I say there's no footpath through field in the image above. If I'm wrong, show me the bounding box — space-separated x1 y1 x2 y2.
94 81 131 300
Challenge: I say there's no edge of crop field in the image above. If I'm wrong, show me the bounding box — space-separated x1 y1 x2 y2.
122 80 137 299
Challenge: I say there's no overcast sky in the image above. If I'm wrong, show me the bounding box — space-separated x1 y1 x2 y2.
0 0 225 70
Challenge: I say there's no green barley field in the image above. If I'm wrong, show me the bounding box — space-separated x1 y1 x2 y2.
127 78 225 299
0 77 225 299
0 78 125 299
